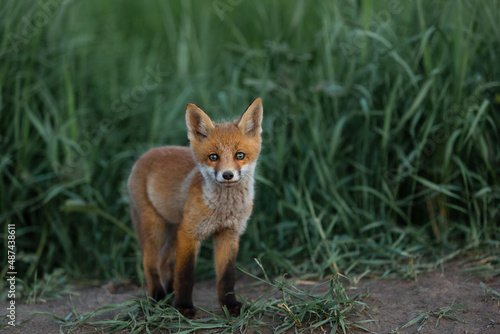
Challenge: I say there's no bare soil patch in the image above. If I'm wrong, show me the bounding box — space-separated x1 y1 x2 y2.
1 261 499 333
352 263 499 333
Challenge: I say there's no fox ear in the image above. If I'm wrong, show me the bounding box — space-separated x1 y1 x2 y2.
186 103 215 141
236 97 263 137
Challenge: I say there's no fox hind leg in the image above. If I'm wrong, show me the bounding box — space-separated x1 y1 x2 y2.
160 223 178 297
135 207 168 301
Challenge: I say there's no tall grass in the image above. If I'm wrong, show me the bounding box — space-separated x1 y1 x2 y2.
1 0 499 288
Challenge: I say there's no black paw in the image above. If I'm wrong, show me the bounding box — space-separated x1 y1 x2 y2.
174 302 196 319
220 299 243 317
151 287 167 302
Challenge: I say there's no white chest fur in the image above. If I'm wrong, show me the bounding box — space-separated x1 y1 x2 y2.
196 167 255 239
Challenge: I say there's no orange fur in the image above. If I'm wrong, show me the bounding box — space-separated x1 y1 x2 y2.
128 98 263 318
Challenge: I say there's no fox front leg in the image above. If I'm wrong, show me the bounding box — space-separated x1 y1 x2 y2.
214 229 242 316
173 225 200 318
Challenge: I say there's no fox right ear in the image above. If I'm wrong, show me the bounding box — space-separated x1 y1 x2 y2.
236 97 263 137
186 103 215 142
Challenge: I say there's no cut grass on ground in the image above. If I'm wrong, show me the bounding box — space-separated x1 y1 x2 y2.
42 262 368 334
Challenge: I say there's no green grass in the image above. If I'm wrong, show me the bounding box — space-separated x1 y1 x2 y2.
480 281 500 304
397 300 468 332
1 0 499 302
40 261 367 333
20 268 76 305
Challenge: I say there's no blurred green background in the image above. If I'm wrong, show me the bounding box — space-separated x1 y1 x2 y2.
1 0 499 292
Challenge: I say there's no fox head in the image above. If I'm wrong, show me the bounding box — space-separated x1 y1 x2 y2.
186 98 263 187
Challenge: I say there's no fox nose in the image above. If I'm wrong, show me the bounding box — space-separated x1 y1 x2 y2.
222 171 234 180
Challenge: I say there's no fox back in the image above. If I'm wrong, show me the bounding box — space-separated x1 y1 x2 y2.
128 98 263 318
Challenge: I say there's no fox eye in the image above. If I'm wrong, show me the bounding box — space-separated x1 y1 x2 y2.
208 153 219 161
235 152 245 160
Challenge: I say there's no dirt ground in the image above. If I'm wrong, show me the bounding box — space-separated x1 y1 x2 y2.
1 260 499 334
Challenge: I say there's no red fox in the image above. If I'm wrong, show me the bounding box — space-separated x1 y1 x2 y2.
128 98 263 318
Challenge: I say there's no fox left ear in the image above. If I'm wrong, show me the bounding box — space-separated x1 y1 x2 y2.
186 103 215 142
236 97 263 137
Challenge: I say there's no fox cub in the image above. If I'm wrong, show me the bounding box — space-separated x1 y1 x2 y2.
128 98 263 318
